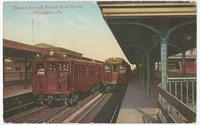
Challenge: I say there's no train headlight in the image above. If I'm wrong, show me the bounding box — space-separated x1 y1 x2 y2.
64 54 67 59
49 51 55 56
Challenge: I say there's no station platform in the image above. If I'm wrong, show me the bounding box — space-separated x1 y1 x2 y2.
117 77 160 123
3 80 32 99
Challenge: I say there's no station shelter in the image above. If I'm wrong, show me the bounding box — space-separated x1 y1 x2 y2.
98 1 196 123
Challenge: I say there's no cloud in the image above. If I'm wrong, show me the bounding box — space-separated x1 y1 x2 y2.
75 14 85 22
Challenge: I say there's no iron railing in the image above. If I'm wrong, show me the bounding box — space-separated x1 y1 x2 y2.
157 77 196 123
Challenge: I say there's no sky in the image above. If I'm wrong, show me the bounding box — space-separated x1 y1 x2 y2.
3 1 131 64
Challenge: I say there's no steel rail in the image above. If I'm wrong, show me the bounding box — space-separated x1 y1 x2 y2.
4 101 36 114
76 94 106 123
109 102 120 123
6 105 47 122
35 106 67 123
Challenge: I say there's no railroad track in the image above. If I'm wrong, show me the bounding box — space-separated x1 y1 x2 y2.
71 91 122 123
35 106 67 123
4 92 37 118
5 91 103 123
62 86 126 123
91 85 127 123
48 92 106 123
5 106 47 122
109 102 121 123
5 105 67 123
74 94 106 123
5 87 125 123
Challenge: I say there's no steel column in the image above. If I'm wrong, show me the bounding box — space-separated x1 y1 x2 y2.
143 61 147 89
140 64 143 83
160 37 168 115
143 64 145 87
151 61 155 85
24 58 28 89
161 38 168 90
146 52 151 98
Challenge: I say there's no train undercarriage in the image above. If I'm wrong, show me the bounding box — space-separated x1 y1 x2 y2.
37 93 80 106
36 83 102 106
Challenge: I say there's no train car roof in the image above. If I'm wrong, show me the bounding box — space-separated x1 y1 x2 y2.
32 57 104 65
105 57 128 65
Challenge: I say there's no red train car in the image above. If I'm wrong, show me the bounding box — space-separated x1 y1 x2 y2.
103 57 131 90
167 56 196 77
32 50 103 105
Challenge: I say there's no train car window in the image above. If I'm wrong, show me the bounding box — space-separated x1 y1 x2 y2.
120 65 126 69
120 70 126 74
120 65 126 74
105 65 110 72
36 63 45 75
47 63 57 76
59 63 69 77
168 61 180 71
112 65 117 72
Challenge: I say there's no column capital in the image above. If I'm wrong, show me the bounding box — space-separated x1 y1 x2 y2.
160 35 169 42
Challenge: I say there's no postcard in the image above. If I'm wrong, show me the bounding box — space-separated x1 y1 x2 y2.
2 0 197 124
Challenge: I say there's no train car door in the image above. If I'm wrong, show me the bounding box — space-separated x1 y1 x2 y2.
33 62 46 94
47 63 58 92
119 64 127 82
112 64 119 83
104 65 112 82
58 62 70 91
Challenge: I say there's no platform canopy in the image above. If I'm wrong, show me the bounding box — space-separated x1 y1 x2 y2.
3 39 83 59
98 1 196 65
3 39 45 59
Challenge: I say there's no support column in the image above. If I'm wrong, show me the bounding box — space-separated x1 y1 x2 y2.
161 38 168 91
143 60 147 89
143 63 145 87
146 52 151 98
160 37 168 122
139 64 142 83
136 64 139 81
24 57 28 89
182 51 186 77
141 64 144 86
151 61 155 85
